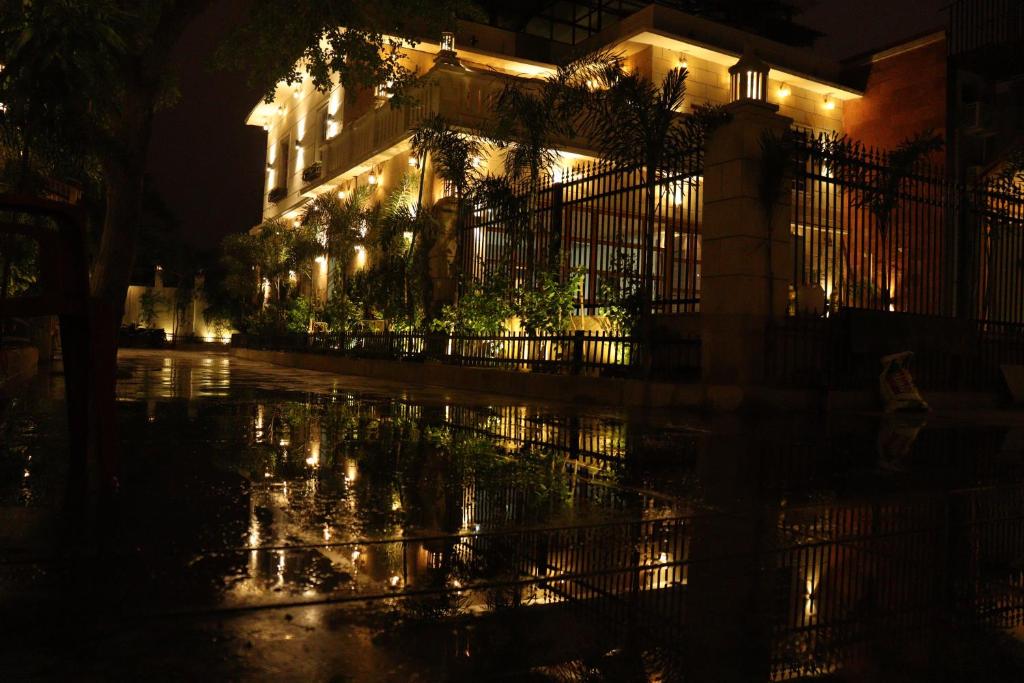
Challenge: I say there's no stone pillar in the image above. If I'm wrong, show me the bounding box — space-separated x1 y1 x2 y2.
701 100 792 408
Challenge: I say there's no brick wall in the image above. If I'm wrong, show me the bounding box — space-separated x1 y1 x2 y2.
843 36 947 154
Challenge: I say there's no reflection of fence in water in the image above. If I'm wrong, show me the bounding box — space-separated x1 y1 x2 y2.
450 516 690 638
214 483 1024 679
443 404 628 461
770 487 1024 679
459 474 667 533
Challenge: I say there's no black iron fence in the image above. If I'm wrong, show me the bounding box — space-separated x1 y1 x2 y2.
949 0 1024 56
960 178 1024 323
789 132 1024 325
789 130 955 318
461 147 704 315
232 329 701 380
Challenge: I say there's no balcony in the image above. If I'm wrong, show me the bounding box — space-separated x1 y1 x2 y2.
949 0 1024 76
309 68 516 192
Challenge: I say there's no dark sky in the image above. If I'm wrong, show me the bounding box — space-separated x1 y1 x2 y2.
145 0 948 251
145 0 265 253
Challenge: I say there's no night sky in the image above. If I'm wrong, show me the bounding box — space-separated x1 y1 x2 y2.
145 0 948 251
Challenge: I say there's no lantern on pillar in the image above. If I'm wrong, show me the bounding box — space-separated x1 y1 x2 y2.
435 31 459 66
440 31 455 54
728 49 770 103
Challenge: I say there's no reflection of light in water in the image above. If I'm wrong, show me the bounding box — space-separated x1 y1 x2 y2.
345 458 358 482
804 576 817 617
254 405 265 442
322 524 331 541
388 574 402 589
276 551 286 587
391 492 402 511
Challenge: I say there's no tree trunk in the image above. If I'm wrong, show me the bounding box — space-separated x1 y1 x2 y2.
87 102 153 514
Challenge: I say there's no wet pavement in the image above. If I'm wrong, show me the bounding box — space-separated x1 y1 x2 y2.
2 349 1024 681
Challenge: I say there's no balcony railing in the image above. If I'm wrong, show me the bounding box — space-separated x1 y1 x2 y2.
318 70 516 187
949 0 1024 57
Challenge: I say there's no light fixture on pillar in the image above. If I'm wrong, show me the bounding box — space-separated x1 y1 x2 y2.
440 31 455 53
435 31 459 66
728 49 770 104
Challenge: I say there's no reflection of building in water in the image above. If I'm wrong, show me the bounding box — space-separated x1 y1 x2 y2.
229 397 1024 678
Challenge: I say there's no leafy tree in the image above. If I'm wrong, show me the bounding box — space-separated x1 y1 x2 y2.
217 231 264 328
597 250 645 335
0 0 460 504
0 232 39 300
430 274 513 336
516 267 584 334
138 288 166 329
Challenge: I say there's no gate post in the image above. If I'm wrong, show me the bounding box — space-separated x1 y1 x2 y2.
700 100 793 409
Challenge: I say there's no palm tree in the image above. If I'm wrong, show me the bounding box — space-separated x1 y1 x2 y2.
410 114 482 297
301 186 372 300
252 218 292 304
583 61 726 333
487 53 609 276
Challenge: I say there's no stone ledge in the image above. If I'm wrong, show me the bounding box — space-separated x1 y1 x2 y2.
232 347 706 410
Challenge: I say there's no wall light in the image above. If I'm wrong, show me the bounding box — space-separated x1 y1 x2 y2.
823 94 836 110
354 245 367 269
777 82 791 98
408 154 419 167
679 52 689 69
367 172 377 186
337 190 347 200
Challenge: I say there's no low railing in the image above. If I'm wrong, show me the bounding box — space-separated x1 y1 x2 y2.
232 329 701 379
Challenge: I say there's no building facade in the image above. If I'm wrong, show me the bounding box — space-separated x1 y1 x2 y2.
245 1 1023 328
